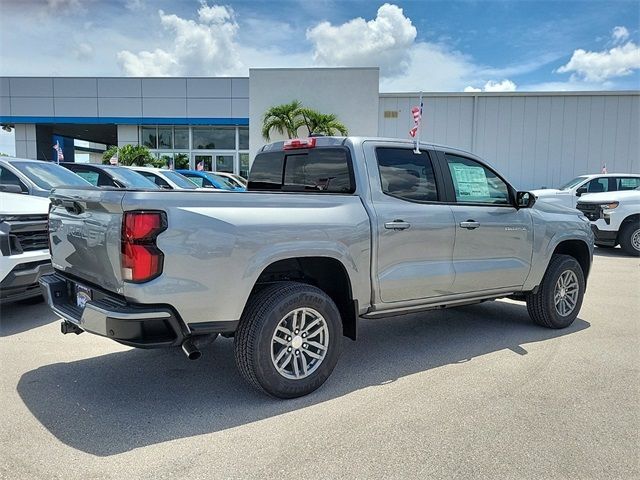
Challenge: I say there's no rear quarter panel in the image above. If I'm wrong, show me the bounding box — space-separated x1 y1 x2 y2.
120 190 371 326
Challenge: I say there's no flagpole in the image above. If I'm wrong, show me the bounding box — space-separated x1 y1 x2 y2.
414 91 423 154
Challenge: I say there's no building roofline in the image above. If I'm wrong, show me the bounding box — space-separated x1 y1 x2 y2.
380 90 640 97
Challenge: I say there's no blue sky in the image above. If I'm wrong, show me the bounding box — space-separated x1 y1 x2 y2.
0 0 638 94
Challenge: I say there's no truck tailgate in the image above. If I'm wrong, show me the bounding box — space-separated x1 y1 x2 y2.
49 188 126 293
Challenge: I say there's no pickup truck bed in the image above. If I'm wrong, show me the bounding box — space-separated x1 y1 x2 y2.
41 136 593 398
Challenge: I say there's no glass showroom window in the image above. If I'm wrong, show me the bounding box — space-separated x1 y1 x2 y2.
174 127 189 149
192 127 236 150
239 127 249 150
141 127 157 149
158 127 173 149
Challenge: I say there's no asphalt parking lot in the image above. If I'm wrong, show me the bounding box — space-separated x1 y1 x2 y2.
1 249 638 480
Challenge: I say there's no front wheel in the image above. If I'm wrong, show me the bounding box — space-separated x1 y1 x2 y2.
526 254 585 329
234 282 343 398
619 222 640 256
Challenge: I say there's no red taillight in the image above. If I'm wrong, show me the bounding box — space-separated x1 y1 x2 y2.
121 211 166 283
283 137 316 150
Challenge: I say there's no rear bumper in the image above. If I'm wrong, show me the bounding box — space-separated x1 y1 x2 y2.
40 272 239 347
40 272 187 348
591 224 618 246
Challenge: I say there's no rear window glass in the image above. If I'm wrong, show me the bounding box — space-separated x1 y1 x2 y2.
108 167 159 189
249 148 354 193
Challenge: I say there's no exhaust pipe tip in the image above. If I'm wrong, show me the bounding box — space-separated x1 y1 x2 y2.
181 339 201 360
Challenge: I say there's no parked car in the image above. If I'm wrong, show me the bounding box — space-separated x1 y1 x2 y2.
0 157 92 197
214 172 248 189
1 192 52 303
531 173 640 209
127 166 199 190
60 163 159 189
176 170 244 190
576 187 640 256
41 136 593 398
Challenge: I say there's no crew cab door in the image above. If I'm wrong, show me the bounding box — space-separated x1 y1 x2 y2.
364 142 456 303
438 151 533 293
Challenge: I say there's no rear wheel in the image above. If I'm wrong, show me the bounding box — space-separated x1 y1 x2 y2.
234 282 342 398
526 254 585 329
619 222 640 256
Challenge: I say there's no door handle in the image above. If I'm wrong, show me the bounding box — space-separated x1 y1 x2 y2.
384 220 411 231
459 220 480 230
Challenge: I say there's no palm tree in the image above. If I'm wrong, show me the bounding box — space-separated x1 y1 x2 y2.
261 100 304 141
298 108 348 136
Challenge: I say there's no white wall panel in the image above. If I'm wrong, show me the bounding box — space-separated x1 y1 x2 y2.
380 92 639 189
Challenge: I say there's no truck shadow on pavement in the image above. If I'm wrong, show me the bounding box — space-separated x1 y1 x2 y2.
17 300 589 457
0 300 58 337
592 247 634 258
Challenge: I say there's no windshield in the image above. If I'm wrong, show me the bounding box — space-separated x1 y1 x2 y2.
206 173 236 190
559 176 588 190
161 170 197 189
108 167 159 188
12 161 91 189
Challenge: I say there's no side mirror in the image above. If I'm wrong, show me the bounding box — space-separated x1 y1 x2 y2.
0 184 25 194
516 191 536 209
576 187 587 197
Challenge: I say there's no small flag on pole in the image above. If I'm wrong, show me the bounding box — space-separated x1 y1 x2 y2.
196 161 204 171
601 163 607 174
52 140 64 163
110 153 119 165
409 93 424 153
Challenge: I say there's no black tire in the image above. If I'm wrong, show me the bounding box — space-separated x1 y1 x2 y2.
618 221 640 257
526 254 585 329
234 282 343 398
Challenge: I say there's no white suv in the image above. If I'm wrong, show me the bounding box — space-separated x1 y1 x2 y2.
577 188 640 256
532 174 640 209
0 192 52 303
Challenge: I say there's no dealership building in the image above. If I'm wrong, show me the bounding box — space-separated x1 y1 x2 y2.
0 68 638 189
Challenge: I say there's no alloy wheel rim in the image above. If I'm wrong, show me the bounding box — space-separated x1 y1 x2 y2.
270 307 329 380
554 270 579 317
631 229 640 251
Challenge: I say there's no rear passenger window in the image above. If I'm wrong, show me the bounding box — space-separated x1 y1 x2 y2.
249 148 354 193
617 177 640 190
376 148 438 202
74 170 100 186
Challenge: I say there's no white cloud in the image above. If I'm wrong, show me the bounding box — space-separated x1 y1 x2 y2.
483 79 517 91
612 26 629 44
117 2 242 76
307 3 417 77
557 41 640 82
464 79 517 92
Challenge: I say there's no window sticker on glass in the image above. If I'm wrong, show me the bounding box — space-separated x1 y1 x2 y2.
450 163 490 198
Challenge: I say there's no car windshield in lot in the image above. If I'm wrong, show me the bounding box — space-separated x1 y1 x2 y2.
206 173 237 190
161 170 197 189
11 161 91 189
559 176 588 190
108 167 160 188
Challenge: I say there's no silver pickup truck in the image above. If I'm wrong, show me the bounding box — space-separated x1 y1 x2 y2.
40 136 593 398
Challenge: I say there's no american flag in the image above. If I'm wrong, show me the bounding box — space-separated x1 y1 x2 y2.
196 161 204 171
52 140 64 163
409 99 423 138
